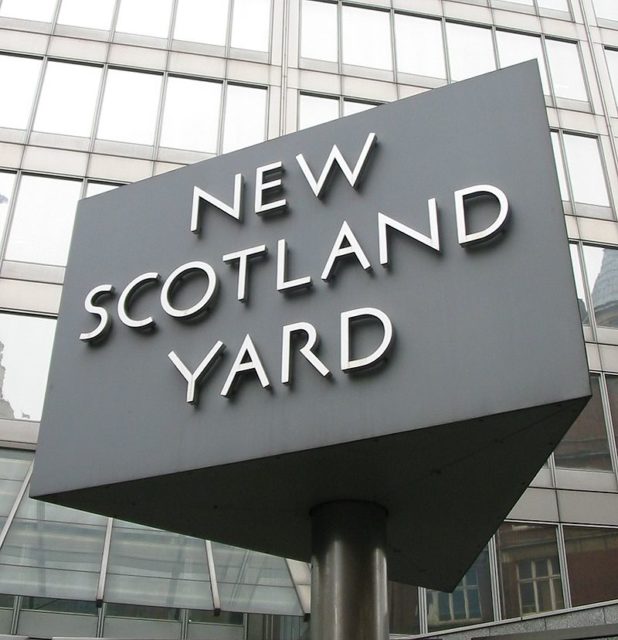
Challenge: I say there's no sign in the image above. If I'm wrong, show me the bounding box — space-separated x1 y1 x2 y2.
31 62 590 591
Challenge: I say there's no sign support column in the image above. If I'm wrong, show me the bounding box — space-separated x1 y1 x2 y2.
310 501 388 640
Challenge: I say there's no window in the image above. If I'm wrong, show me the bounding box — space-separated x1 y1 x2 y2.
298 94 339 130
0 314 56 422
554 374 612 471
342 5 392 71
446 23 495 82
388 581 419 634
230 0 270 52
33 61 102 137
546 40 587 102
550 132 569 202
160 77 221 153
115 0 173 38
594 0 618 22
57 0 115 29
395 14 446 80
539 0 569 9
604 49 618 107
173 0 228 46
222 84 267 153
0 54 41 130
569 244 589 325
0 0 56 22
496 31 549 94
0 172 16 245
85 182 120 197
343 99 376 116
97 69 162 145
582 245 618 330
563 135 610 207
497 523 564 618
301 0 337 62
5 175 82 266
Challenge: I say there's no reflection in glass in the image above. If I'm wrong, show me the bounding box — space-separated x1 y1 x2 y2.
554 374 612 471
0 314 55 422
546 40 587 101
116 0 173 37
222 85 267 153
562 135 610 207
6 175 81 266
605 375 618 444
0 0 56 22
0 172 16 249
57 0 115 29
98 69 162 145
301 0 337 62
388 581 419 634
0 450 32 521
343 100 376 116
230 0 270 52
605 49 618 107
33 61 102 136
395 14 446 79
298 94 338 130
564 526 618 606
569 244 589 325
161 77 221 152
446 23 496 81
427 547 493 631
342 6 392 71
496 31 549 93
0 55 42 129
174 0 228 45
594 0 618 21
583 245 618 329
497 523 564 618
550 132 569 201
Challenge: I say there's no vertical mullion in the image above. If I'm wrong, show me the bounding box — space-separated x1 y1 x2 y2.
205 539 221 613
488 533 503 621
95 517 114 604
556 523 572 608
0 462 32 552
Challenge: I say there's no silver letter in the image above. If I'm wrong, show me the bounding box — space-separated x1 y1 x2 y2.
221 334 271 397
341 307 394 373
321 221 371 281
191 173 243 234
378 199 440 266
222 245 268 302
168 341 226 405
296 132 377 198
281 322 330 384
161 261 218 319
118 272 160 330
79 284 115 343
455 184 509 247
277 239 312 293
255 161 286 215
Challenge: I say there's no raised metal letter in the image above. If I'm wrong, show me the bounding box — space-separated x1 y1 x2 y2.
79 284 115 343
221 334 271 397
455 185 509 247
321 221 371 281
222 245 268 302
168 341 226 405
255 161 286 215
191 173 243 234
277 239 312 293
161 261 218 319
341 307 394 373
118 272 160 330
281 322 330 384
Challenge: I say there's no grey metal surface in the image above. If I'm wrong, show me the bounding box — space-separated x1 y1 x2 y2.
31 62 590 589
310 502 387 640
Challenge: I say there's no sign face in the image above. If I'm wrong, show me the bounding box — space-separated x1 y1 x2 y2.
31 62 589 590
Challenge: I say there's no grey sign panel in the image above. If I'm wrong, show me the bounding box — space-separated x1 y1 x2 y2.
31 62 589 590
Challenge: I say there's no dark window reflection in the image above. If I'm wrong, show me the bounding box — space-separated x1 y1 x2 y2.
605 375 618 445
497 523 564 618
427 547 493 631
554 374 612 471
583 245 618 329
564 526 618 606
388 581 419 634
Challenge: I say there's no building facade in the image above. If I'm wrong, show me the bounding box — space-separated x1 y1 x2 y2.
0 0 616 638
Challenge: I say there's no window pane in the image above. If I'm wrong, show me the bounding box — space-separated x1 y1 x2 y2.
116 0 173 37
160 77 221 153
605 49 618 107
57 0 115 29
342 6 392 71
0 314 56 422
564 526 618 606
546 39 587 101
583 245 618 329
538 0 569 9
388 581 419 634
86 182 120 197
0 450 32 519
6 175 81 266
446 23 496 82
230 0 270 51
0 0 56 21
554 374 612 471
594 0 618 21
0 172 16 245
395 14 446 79
569 244 589 325
427 547 493 631
497 523 564 619
606 375 618 444
551 132 569 201
0 55 41 129
222 84 267 153
98 69 162 145
299 94 338 130
496 31 549 94
301 0 337 62
343 100 376 116
174 0 228 45
33 62 101 136
562 135 610 207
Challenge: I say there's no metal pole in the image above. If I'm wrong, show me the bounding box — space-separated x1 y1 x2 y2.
310 501 388 640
